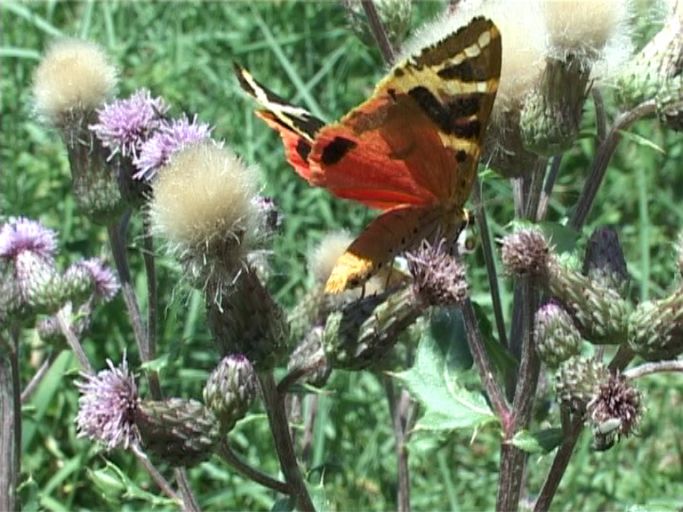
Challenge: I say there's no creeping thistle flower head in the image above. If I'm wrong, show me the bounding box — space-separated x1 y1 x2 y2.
133 114 213 181
33 39 118 127
0 217 57 261
75 358 140 450
0 217 61 312
150 142 263 287
90 88 170 161
74 258 120 302
406 239 469 307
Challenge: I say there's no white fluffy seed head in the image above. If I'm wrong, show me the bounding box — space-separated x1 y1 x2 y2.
308 231 354 284
33 39 118 122
543 0 633 61
150 143 260 254
401 0 548 115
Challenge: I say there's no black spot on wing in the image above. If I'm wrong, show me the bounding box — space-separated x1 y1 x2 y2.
296 139 312 162
452 119 481 139
449 95 482 117
321 137 357 165
437 55 494 83
455 149 468 163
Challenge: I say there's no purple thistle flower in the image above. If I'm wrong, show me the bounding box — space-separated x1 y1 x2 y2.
0 217 57 261
90 89 169 160
77 258 120 302
75 358 140 450
133 115 213 180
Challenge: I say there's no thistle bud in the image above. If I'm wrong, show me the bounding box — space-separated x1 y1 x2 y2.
407 240 469 307
500 228 552 277
582 227 629 295
203 354 258 433
287 326 330 388
628 288 683 360
535 301 583 368
520 55 590 156
546 258 630 345
323 286 422 370
555 356 609 412
207 266 289 371
134 398 220 467
616 12 682 114
587 373 641 451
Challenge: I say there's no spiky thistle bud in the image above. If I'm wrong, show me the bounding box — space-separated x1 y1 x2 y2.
582 226 629 295
628 288 683 360
555 356 609 412
616 10 682 120
207 266 289 371
587 373 641 451
323 286 422 370
134 398 220 467
150 142 264 287
406 240 469 306
203 354 258 433
500 228 552 277
535 301 583 368
287 326 331 388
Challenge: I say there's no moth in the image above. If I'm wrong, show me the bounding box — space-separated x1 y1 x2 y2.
235 16 501 293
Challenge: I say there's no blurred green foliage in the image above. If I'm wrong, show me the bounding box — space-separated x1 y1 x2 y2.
1 1 681 510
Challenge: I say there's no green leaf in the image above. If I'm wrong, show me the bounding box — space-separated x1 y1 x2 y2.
428 307 472 371
270 497 295 512
538 222 580 254
511 428 564 454
471 302 518 382
391 335 498 432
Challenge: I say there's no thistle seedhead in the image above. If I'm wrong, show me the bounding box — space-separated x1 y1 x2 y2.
150 142 263 287
535 301 583 368
203 354 258 434
33 39 117 127
134 398 220 467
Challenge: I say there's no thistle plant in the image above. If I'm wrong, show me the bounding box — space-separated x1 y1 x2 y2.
3 2 683 512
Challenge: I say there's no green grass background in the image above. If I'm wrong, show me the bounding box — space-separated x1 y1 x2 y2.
1 1 682 510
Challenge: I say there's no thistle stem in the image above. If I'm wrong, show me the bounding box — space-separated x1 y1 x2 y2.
56 310 94 374
472 180 508 349
536 155 563 221
277 354 326 395
360 0 395 63
461 299 511 427
131 446 181 504
260 373 315 512
21 349 61 403
0 329 20 512
384 378 412 512
219 440 291 495
570 100 657 230
141 215 162 399
623 360 683 380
